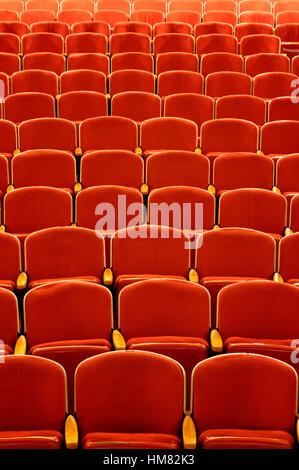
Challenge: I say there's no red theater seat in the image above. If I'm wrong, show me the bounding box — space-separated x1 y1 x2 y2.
260 121 299 157
22 33 64 55
206 72 251 98
0 33 19 54
96 0 131 15
58 9 93 26
289 195 299 232
204 0 237 13
245 53 290 77
216 95 266 126
4 92 55 125
0 120 18 162
234 23 273 41
23 53 66 75
111 91 161 124
168 0 203 14
239 0 272 13
26 0 60 14
156 52 198 75
239 11 274 26
0 22 29 38
153 33 195 55
133 0 167 14
0 0 23 12
240 34 281 55
71 21 110 38
200 52 242 77
278 232 299 284
111 52 153 72
110 32 151 55
0 154 8 205
194 22 233 37
65 33 107 55
0 288 20 355
0 10 19 21
276 10 299 24
196 34 238 55
11 70 58 97
0 232 22 291
0 53 20 76
30 21 70 39
113 21 152 36
60 70 106 93
94 10 128 27
276 154 299 202
166 11 202 27
57 91 108 123
20 9 56 26
60 0 95 13
109 70 155 96
203 11 237 27
268 96 299 121
253 72 297 100
158 71 204 99
67 53 109 74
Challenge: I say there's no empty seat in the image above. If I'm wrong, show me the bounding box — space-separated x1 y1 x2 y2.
26 0 60 14
212 153 274 196
218 188 287 242
0 0 23 12
60 70 106 93
261 121 299 157
3 187 73 248
25 281 113 412
0 355 68 449
274 0 299 15
194 22 233 37
97 0 131 14
67 53 109 74
0 232 22 291
0 120 18 162
239 0 272 13
276 153 299 201
24 226 106 289
158 71 204 99
116 279 210 409
234 23 273 42
153 33 195 55
30 21 70 39
190 354 298 449
23 52 66 75
0 22 29 38
18 118 77 154
0 10 19 21
94 10 128 26
111 225 190 293
22 33 64 55
71 21 110 38
113 20 152 36
79 116 138 154
200 52 242 77
0 154 8 204
74 351 185 449
133 0 167 13
4 92 55 125
206 72 252 98
156 52 198 75
276 10 299 24
239 11 274 26
11 70 58 97
131 10 164 27
253 72 297 100
145 151 210 193
140 117 198 155
0 53 20 76
289 195 299 232
0 288 20 355
168 0 203 13
58 10 93 26
240 35 281 55
57 91 108 123
148 186 215 232
278 232 299 284
112 91 161 124
216 95 266 126
269 96 299 121
60 0 95 13
200 119 259 162
194 227 276 325
0 33 19 54
166 11 202 27
20 9 56 26
196 34 238 55
203 11 237 27
110 32 151 55
109 70 155 96
204 0 237 13
11 149 77 193
66 33 107 55
164 94 214 135
80 150 144 190
111 52 153 72
245 53 290 77
275 23 299 59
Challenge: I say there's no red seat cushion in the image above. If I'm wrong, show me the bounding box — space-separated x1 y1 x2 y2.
28 275 100 289
0 430 64 449
198 429 295 449
81 432 181 449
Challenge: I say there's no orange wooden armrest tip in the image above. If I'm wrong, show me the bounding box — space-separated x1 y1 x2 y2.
188 269 199 283
13 149 20 156
210 329 223 353
112 330 126 351
257 150 264 155
135 147 142 155
195 148 202 154
208 184 216 195
16 272 27 290
103 268 113 285
105 93 111 99
75 147 82 157
14 335 26 355
65 415 79 450
183 415 197 450
285 227 294 236
0 225 5 232
74 182 82 194
273 273 284 283
140 183 148 195
272 186 281 194
6 185 14 193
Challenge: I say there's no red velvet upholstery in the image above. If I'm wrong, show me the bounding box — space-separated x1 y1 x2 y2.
0 154 8 203
72 21 110 38
60 70 106 93
0 0 23 12
206 71 251 98
57 91 108 123
239 0 272 13
66 33 107 55
4 92 55 125
67 53 109 74
240 34 281 55
133 0 166 13
168 0 203 15
205 1 237 12
110 33 151 55
216 95 266 126
239 11 274 26
26 0 59 14
22 32 64 55
25 226 106 288
276 10 299 24
167 11 201 27
75 351 184 448
0 287 19 353
279 232 299 283
111 52 154 73
269 97 299 121
97 0 130 14
11 70 58 96
203 11 237 26
0 33 20 54
0 120 17 161
158 71 204 99
154 21 193 37
0 52 20 75
61 0 95 13
23 52 66 75
253 72 297 100
112 91 161 124
30 21 70 38
20 10 56 26
156 52 198 75
94 10 128 27
153 33 195 56
0 232 21 291
0 22 29 38
235 23 274 41
200 52 242 77
194 22 233 38
290 195 299 232
58 9 93 26
130 10 164 27
276 154 299 202
113 21 152 37
196 34 238 55
245 53 290 77
261 121 299 157
192 354 298 449
25 280 113 412
109 70 155 96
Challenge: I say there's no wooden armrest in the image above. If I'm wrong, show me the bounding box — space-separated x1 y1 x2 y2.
272 186 281 194
0 225 5 232
112 330 126 351
103 267 113 285
257 150 264 155
188 268 199 283
13 149 20 156
6 185 14 193
182 415 197 449
74 182 82 194
135 147 142 156
208 184 215 195
105 93 111 99
273 273 284 283
195 148 202 154
210 329 223 353
141 183 148 195
285 227 294 236
14 335 26 355
65 415 79 450
75 147 82 157
16 272 27 290
213 224 220 230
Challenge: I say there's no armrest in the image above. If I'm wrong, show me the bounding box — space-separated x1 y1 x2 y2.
273 273 284 283
272 186 281 194
103 267 113 286
188 268 199 283
182 415 197 450
14 335 26 355
13 149 20 156
6 185 14 193
135 147 142 156
208 184 215 195
16 272 27 290
210 329 223 353
195 148 202 154
141 183 148 195
105 93 111 99
65 415 79 450
74 182 82 194
0 225 5 232
75 147 82 157
213 224 220 230
257 150 264 155
285 227 294 236
112 330 126 351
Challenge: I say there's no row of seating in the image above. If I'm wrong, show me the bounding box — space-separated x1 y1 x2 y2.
0 116 298 159
1 352 298 449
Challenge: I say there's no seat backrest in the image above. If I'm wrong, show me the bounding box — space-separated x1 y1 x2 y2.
0 356 67 430
11 69 59 96
25 226 106 282
4 92 55 124
97 0 131 14
3 186 73 234
58 9 93 26
110 32 151 55
94 9 129 26
206 71 252 98
30 21 70 38
23 52 66 75
153 21 193 37
276 153 299 194
196 33 238 55
109 69 155 96
67 52 109 74
194 22 233 37
20 9 56 26
0 22 29 38
253 72 297 100
168 0 203 13
261 121 299 155
113 21 152 37
274 0 299 15
276 10 299 24
166 11 202 27
0 154 8 195
158 70 204 97
156 51 198 75
111 224 190 276
279 232 299 281
240 34 281 55
0 232 21 281
119 278 210 339
203 11 237 26
57 91 108 122
0 120 17 155
0 33 20 54
268 97 299 121
0 288 19 348
216 95 266 126
60 70 106 93
141 117 198 152
290 195 299 232
195 227 276 278
0 52 20 75
130 9 165 26
111 52 154 73
276 23 299 41
205 0 237 12
164 93 214 129
75 351 185 435
235 22 273 41
153 33 195 55
245 53 290 77
80 150 144 190
24 281 113 346
71 21 110 38
133 0 167 13
200 52 243 77
239 10 274 26
66 32 107 55
192 354 297 434
22 32 64 55
111 91 161 122
239 0 272 13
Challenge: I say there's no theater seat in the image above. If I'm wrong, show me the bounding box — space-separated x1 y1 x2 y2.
0 232 22 291
205 72 252 98
289 195 299 232
57 91 108 124
22 32 64 55
0 154 9 207
278 232 299 284
153 33 195 56
67 53 109 74
11 70 59 97
110 32 151 55
196 34 238 55
260 121 299 158
200 52 243 77
60 70 107 94
240 34 281 55
253 72 297 100
111 52 153 73
216 95 266 126
30 20 70 38
245 53 290 77
73 351 185 449
111 91 161 124
156 52 198 75
23 52 66 75
158 70 204 99
268 97 299 121
276 154 299 202
0 120 18 163
71 21 110 38
24 281 113 412
4 92 55 125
